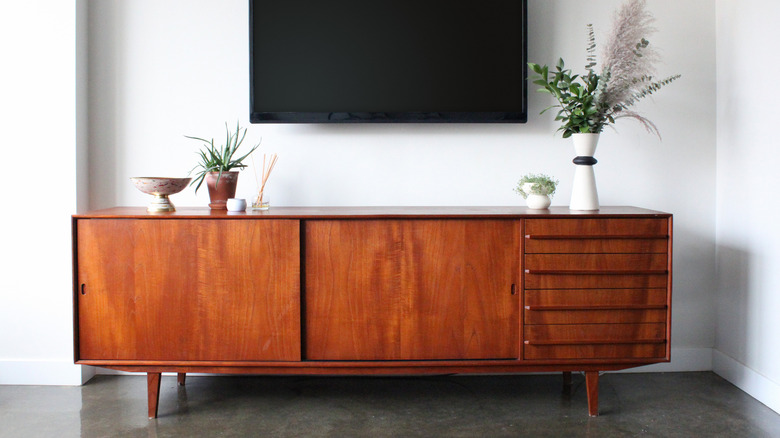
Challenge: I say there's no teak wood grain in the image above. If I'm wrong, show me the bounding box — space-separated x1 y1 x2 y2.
147 373 161 419
524 308 667 325
586 371 599 416
524 273 668 290
522 216 671 364
525 289 668 307
304 219 520 360
525 218 668 236
72 207 673 418
76 219 301 361
525 254 668 272
524 343 666 360
524 238 668 254
525 323 667 344
73 206 669 220
524 287 669 325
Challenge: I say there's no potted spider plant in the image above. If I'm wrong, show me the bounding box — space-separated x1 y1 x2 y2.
187 122 260 210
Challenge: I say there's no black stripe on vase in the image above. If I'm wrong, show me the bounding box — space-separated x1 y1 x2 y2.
573 156 598 165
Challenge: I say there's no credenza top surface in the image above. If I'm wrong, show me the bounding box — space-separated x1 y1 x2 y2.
74 206 671 219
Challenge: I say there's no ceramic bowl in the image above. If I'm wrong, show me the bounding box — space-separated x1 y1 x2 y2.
130 177 191 212
131 177 191 196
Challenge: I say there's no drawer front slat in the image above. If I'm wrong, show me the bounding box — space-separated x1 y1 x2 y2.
524 308 667 325
524 343 666 360
525 288 668 307
525 273 667 289
525 218 668 237
525 254 668 272
525 238 668 254
525 323 666 343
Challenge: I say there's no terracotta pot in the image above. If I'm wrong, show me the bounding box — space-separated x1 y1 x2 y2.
205 171 239 210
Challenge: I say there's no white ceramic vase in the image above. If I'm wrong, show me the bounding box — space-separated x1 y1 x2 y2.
569 133 600 211
522 183 552 209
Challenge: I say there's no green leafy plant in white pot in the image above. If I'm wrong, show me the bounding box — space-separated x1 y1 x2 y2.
515 174 559 210
527 0 679 211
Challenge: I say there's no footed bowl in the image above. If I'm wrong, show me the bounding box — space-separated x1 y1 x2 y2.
130 177 191 212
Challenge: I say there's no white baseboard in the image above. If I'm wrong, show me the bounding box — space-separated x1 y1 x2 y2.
8 350 776 417
96 369 183 377
0 360 90 385
713 349 780 414
614 347 713 373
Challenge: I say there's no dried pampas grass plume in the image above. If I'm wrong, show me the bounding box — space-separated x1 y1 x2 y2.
597 0 681 138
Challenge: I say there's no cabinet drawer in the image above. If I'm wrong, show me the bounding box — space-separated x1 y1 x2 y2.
525 254 668 273
524 308 666 324
525 218 669 237
524 323 668 359
525 289 668 307
525 323 666 344
524 343 666 360
525 273 667 289
525 237 667 254
524 288 669 334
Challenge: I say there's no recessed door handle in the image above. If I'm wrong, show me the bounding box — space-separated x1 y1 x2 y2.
81 284 86 295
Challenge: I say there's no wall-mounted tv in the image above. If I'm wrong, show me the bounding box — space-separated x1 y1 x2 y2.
249 0 527 123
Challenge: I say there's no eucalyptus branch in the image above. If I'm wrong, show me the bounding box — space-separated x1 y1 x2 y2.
527 0 679 139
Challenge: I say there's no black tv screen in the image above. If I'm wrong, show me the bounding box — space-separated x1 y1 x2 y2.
250 0 527 123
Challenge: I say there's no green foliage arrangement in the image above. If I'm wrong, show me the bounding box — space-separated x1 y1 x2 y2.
514 174 559 199
529 59 601 138
187 122 260 193
528 0 680 138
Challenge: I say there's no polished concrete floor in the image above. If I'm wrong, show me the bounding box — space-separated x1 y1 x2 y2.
1 372 779 437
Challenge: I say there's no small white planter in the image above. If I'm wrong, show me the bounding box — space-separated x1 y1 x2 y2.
526 193 551 209
522 183 552 210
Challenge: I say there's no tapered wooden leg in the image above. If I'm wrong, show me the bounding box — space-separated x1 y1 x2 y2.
147 372 161 419
177 373 186 386
562 371 573 393
585 371 599 417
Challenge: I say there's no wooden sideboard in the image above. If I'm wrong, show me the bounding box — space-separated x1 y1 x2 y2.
72 206 672 418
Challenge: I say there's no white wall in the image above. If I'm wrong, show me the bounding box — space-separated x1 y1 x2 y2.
0 0 88 384
88 0 717 373
714 0 780 413
0 0 718 386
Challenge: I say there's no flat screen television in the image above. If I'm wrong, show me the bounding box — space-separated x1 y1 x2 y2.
249 0 527 123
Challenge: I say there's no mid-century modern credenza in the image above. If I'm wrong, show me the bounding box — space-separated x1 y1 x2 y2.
72 206 672 418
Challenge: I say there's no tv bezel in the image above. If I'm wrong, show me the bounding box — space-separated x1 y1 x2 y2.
248 0 527 124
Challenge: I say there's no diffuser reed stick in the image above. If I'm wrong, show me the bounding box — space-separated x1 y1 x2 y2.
254 153 278 206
